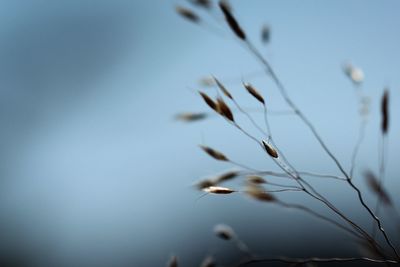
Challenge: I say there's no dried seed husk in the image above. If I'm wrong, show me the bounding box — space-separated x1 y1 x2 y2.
262 140 278 158
175 6 200 23
213 77 233 99
381 89 389 134
199 145 228 161
214 224 235 240
246 175 266 184
216 97 234 121
199 91 218 112
218 1 246 40
244 83 265 104
175 112 207 122
203 186 235 194
245 184 276 202
189 0 212 9
214 170 239 184
196 179 216 190
364 171 392 205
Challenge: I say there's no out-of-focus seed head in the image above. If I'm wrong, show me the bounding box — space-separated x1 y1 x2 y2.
199 145 228 161
262 140 278 158
213 224 235 240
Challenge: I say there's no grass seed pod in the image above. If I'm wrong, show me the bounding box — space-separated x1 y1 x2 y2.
213 77 233 99
175 112 207 122
218 1 246 40
381 89 389 134
175 6 200 23
203 186 235 194
214 170 238 184
262 140 278 158
244 83 265 104
214 224 235 240
246 175 266 184
199 145 228 161
216 97 234 121
245 184 276 202
199 91 218 112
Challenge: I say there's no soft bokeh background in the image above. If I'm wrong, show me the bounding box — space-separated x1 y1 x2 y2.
1 0 400 266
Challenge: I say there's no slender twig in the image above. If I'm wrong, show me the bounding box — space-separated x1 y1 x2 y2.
235 256 398 267
276 200 364 240
373 134 388 238
221 88 385 256
349 83 368 179
243 39 399 260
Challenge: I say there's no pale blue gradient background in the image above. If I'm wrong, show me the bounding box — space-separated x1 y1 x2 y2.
0 0 400 266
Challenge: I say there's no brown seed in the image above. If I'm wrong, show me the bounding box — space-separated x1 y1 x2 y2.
261 140 278 158
213 77 233 99
175 6 200 23
218 1 246 40
203 186 235 194
364 170 392 205
189 0 212 9
216 97 234 121
214 170 239 184
175 112 207 122
245 184 276 202
167 255 178 267
381 89 389 134
244 83 265 104
246 175 266 184
196 179 216 190
213 224 235 240
199 91 218 112
199 145 228 161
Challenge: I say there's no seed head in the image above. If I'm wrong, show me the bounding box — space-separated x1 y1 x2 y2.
219 1 246 40
246 175 266 184
199 145 228 161
216 97 234 121
203 186 235 194
213 77 233 99
214 224 235 240
175 6 200 23
262 140 278 158
245 184 276 202
244 83 265 104
381 89 389 134
175 112 207 122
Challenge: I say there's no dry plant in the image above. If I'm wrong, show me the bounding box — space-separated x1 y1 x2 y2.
170 1 399 266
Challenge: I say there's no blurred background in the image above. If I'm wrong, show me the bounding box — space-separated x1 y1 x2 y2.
0 0 400 266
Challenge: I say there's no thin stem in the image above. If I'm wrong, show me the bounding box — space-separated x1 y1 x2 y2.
276 200 364 240
224 93 384 255
349 83 368 179
350 119 367 178
231 98 269 138
235 256 398 267
373 134 388 238
243 39 399 260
